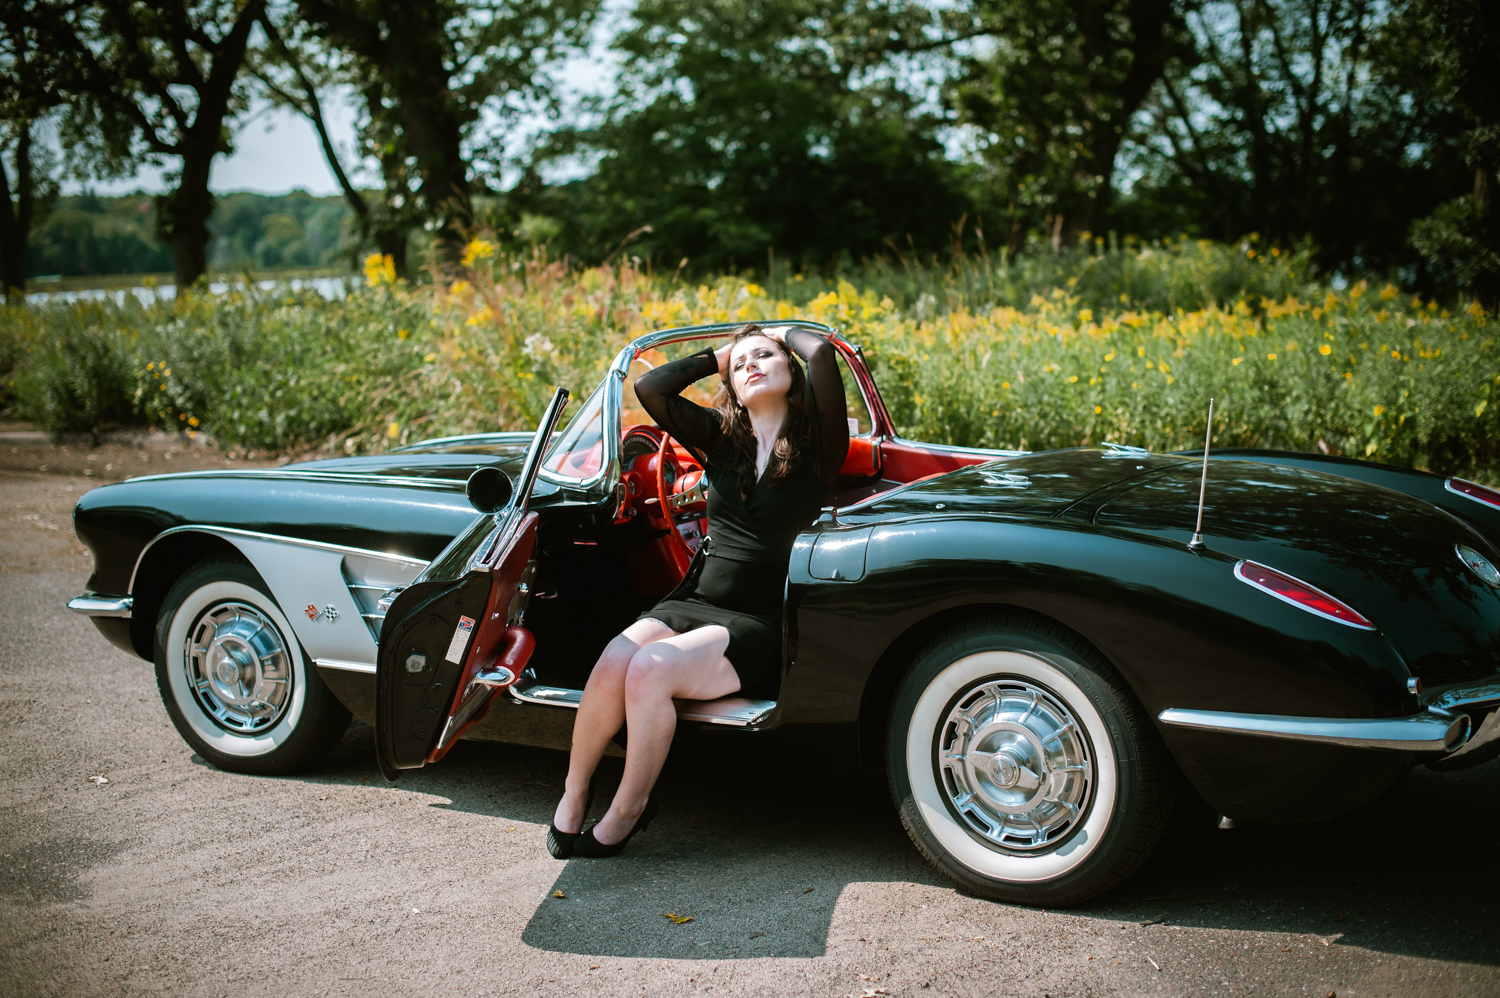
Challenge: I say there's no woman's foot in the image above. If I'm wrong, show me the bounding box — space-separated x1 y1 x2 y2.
572 797 659 858
547 782 594 859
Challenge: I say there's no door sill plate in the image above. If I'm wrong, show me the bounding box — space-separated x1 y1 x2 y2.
509 678 776 727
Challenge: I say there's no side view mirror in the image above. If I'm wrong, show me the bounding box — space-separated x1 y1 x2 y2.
465 466 514 514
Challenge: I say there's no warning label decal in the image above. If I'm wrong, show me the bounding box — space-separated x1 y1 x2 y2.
444 616 476 664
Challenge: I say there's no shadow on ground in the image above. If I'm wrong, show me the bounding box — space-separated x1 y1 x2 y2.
291 719 1500 964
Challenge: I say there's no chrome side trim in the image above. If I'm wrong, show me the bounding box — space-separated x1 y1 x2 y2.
118 469 469 491
509 678 777 727
890 437 1029 460
67 594 133 618
1158 707 1470 752
314 658 377 675
393 430 541 453
128 524 429 594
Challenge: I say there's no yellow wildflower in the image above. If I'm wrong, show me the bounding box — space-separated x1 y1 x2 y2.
1232 357 1243 366
387 422 401 439
460 238 495 267
1267 353 1277 361
1094 406 1102 414
187 416 199 428
1078 309 1093 324
1373 405 1385 416
398 328 410 340
1380 283 1398 301
1318 344 1332 355
364 252 397 287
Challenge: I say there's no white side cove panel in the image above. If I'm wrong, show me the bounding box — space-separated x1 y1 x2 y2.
160 527 427 674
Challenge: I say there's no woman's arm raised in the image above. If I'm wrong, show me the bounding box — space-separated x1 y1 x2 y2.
633 348 725 455
783 328 850 486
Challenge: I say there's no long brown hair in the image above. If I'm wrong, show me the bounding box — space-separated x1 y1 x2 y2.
711 324 810 491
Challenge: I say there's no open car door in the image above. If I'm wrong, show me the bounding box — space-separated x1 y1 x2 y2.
375 389 570 781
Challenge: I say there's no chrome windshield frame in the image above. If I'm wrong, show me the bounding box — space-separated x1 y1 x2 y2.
536 320 853 495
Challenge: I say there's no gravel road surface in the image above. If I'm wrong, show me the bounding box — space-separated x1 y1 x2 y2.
2 458 1497 997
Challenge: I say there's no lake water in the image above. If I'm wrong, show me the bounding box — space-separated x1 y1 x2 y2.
25 276 356 306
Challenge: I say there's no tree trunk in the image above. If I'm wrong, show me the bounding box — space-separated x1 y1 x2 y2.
153 0 263 289
376 226 408 278
161 144 217 290
1061 0 1176 244
393 97 471 273
15 121 33 266
383 14 472 274
0 151 22 302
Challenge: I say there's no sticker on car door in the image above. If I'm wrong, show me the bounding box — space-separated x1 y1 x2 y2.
444 616 476 664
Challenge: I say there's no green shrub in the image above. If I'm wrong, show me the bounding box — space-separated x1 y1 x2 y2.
1 242 1493 486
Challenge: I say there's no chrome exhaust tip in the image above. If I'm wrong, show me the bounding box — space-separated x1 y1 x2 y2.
1439 710 1472 752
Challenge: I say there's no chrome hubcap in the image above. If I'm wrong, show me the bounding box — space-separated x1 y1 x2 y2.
184 602 293 733
937 679 1093 852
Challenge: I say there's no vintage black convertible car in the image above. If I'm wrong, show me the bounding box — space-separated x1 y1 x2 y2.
69 320 1500 905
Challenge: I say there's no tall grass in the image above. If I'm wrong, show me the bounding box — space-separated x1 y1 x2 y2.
2 238 1495 484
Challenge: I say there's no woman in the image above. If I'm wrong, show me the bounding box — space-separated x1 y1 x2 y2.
549 323 850 858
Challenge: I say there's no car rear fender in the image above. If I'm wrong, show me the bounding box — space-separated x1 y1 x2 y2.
787 515 1415 754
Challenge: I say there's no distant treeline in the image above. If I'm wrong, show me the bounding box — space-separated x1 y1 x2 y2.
24 192 356 278
3 1 1496 303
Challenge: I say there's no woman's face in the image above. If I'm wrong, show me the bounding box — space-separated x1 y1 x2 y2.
729 335 793 407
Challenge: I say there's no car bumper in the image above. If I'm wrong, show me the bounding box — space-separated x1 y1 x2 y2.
1161 675 1500 757
1157 707 1471 753
67 593 133 618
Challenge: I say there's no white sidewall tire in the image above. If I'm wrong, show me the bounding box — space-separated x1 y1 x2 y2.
888 616 1171 907
162 578 310 759
905 650 1117 883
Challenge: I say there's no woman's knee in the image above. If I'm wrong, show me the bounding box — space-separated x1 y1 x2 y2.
588 634 638 686
623 644 677 701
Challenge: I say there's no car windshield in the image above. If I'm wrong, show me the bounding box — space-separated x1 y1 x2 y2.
541 380 607 481
540 331 875 484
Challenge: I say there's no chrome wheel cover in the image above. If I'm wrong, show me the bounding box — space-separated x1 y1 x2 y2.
937 679 1093 853
183 602 294 734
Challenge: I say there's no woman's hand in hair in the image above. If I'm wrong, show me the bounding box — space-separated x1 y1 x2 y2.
714 341 734 382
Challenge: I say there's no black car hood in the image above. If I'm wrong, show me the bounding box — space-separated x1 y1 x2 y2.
1096 460 1500 682
849 449 1192 521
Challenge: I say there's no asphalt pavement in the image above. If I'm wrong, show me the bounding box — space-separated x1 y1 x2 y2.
2 465 1497 997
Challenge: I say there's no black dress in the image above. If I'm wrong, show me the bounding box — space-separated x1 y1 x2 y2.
633 330 850 697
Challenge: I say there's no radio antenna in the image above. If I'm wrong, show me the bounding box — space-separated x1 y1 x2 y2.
1188 397 1215 550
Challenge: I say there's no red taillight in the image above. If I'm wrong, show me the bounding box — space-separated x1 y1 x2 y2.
1447 477 1500 510
1234 560 1375 630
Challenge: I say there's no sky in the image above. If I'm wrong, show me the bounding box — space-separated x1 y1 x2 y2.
55 3 630 199
68 100 365 198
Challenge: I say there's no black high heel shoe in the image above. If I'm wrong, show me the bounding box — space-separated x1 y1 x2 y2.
572 796 659 858
547 783 595 859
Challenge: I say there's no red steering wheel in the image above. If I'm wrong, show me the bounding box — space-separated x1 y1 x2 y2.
655 435 707 557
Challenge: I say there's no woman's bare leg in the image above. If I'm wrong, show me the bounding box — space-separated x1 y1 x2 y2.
590 624 740 845
553 617 676 835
